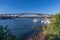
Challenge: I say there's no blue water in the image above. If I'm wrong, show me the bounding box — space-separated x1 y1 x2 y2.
0 18 44 37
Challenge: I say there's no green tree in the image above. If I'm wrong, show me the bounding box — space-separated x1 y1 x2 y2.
51 13 60 35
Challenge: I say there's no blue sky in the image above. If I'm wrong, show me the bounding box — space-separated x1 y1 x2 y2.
0 0 60 14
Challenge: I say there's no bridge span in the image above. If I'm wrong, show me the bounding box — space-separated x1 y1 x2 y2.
0 13 52 19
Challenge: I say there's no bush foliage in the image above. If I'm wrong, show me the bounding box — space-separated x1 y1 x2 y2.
43 13 60 40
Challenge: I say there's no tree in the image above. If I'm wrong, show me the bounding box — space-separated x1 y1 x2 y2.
51 13 60 36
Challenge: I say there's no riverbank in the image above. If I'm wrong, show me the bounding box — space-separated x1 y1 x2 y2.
27 32 46 40
22 26 46 40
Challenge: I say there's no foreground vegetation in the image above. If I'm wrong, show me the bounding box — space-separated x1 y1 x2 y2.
43 13 60 40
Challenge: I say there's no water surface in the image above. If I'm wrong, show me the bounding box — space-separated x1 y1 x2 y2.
0 18 44 37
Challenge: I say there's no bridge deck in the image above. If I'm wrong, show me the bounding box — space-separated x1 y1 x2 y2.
0 14 52 19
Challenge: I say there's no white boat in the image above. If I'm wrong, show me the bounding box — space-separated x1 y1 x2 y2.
32 18 38 23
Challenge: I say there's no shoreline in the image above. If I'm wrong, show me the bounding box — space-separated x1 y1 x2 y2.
23 27 44 40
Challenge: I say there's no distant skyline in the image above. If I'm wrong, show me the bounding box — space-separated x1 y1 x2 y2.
0 0 60 14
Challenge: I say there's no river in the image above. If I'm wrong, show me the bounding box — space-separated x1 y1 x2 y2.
0 18 44 37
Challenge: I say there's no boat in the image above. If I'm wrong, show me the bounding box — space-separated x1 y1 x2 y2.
32 18 38 23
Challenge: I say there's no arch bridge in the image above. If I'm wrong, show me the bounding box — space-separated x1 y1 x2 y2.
0 13 52 19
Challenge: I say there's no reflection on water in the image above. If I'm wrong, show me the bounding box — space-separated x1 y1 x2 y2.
0 18 44 37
